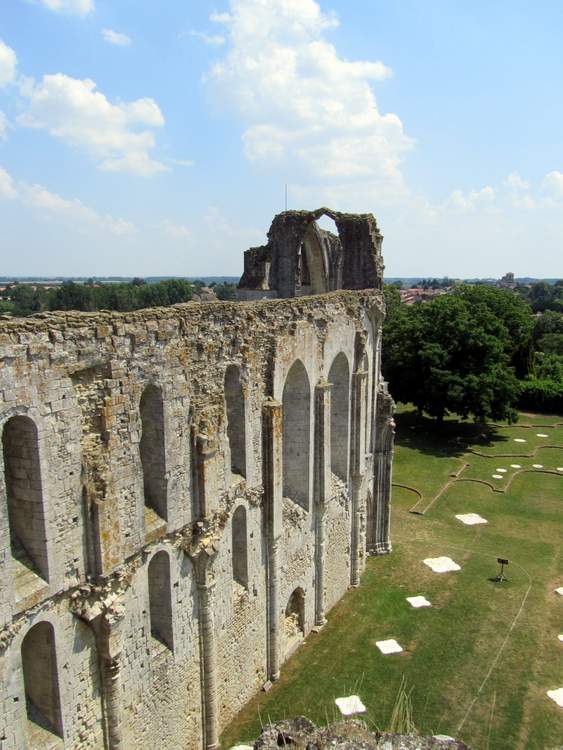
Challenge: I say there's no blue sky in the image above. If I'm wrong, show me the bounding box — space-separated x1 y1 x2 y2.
0 0 562 278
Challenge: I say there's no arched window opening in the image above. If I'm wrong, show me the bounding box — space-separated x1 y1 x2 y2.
21 622 63 745
140 385 167 523
284 587 305 656
2 416 49 583
148 551 174 651
225 365 246 479
328 353 350 482
282 360 311 510
232 505 248 588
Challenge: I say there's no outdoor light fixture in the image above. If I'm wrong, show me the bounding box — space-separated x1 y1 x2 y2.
494 558 509 582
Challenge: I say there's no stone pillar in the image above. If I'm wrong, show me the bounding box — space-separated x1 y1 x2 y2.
195 553 219 750
194 433 217 519
371 383 395 555
96 609 126 750
313 381 331 627
262 399 283 682
350 369 367 586
70 593 126 750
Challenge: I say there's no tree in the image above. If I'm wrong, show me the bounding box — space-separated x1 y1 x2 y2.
48 281 94 312
11 285 46 317
533 310 563 345
452 285 534 377
213 282 237 300
383 294 520 422
525 281 563 312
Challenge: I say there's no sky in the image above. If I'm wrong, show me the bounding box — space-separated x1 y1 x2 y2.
0 0 562 279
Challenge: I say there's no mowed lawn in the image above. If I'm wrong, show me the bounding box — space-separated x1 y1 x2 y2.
222 409 563 750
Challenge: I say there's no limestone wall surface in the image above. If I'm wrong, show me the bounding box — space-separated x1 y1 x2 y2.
0 286 394 750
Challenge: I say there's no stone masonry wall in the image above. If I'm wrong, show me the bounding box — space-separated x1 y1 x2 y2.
0 286 390 750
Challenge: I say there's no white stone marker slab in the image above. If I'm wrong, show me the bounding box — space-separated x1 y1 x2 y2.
514 438 526 442
423 556 461 573
496 468 507 473
558 634 563 642
510 464 522 469
547 688 563 707
557 467 563 472
434 737 456 742
376 639 403 654
556 587 563 596
492 474 503 479
456 513 488 526
536 433 548 437
406 595 431 608
335 695 366 715
532 464 543 469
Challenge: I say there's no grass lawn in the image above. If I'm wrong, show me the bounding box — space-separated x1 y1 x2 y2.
221 408 563 750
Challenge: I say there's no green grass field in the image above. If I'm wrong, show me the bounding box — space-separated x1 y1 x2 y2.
222 409 563 750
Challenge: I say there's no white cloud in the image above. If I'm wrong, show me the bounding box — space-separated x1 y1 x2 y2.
0 111 8 141
35 0 94 16
448 185 495 212
505 172 529 191
168 158 195 167
543 170 563 199
207 0 408 205
24 183 135 234
102 29 132 47
162 219 191 239
18 73 168 176
186 30 225 46
504 172 535 208
0 164 133 234
0 40 17 87
0 167 17 199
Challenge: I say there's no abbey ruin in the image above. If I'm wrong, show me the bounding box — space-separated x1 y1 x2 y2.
0 208 394 750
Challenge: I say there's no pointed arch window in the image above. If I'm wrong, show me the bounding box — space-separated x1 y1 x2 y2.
2 415 49 584
225 365 246 479
139 385 167 522
282 360 311 510
148 551 174 651
21 621 63 745
328 353 351 482
232 505 248 588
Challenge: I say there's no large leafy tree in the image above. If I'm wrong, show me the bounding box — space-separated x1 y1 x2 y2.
383 291 520 422
452 285 534 377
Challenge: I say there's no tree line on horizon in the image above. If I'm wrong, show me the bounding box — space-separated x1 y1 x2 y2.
0 278 237 316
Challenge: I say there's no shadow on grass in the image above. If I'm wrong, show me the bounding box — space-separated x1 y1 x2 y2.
394 408 509 459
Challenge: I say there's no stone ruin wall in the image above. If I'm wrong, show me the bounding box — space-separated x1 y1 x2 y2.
0 209 395 750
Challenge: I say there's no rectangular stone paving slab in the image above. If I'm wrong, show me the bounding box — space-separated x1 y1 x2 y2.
423 556 461 573
406 595 431 608
335 695 367 715
455 513 488 525
376 639 404 654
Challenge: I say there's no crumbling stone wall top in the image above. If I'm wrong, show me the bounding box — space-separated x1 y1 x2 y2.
250 717 470 750
0 289 379 337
